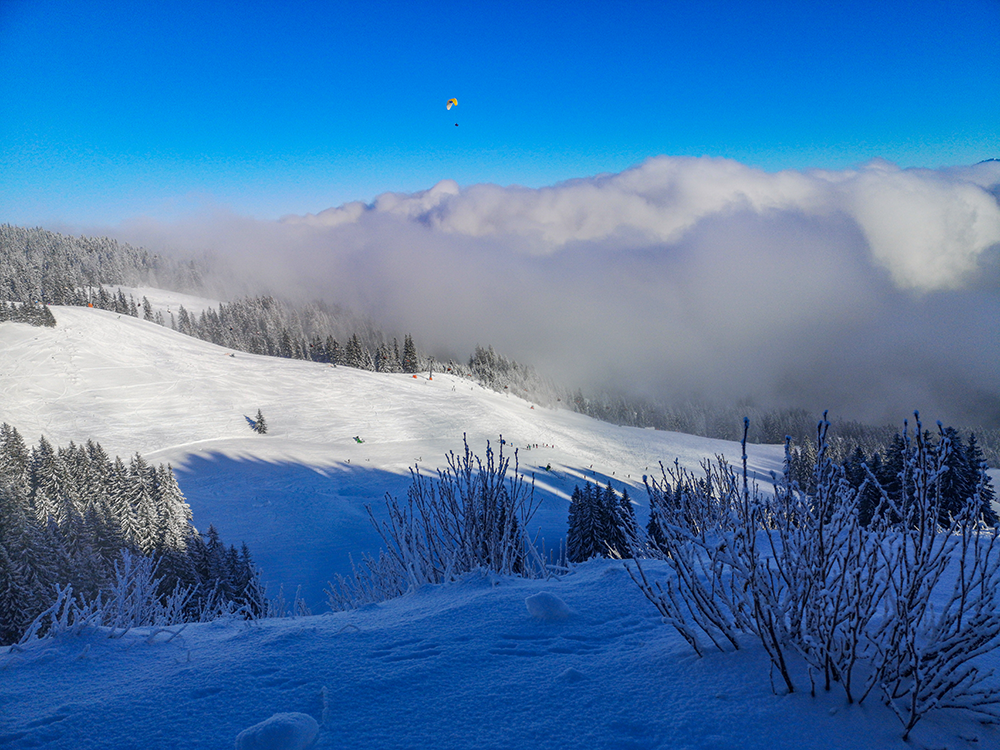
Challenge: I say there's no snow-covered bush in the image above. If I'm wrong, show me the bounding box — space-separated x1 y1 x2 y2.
325 550 408 611
326 437 544 610
13 551 266 647
627 413 1000 739
266 584 313 618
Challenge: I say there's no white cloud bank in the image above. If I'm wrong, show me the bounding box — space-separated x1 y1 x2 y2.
284 156 1000 292
119 156 1000 427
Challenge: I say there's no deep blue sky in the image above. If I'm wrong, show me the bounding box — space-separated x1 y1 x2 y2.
2 0 998 225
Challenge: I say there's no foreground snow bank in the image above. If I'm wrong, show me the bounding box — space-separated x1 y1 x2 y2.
2 560 996 750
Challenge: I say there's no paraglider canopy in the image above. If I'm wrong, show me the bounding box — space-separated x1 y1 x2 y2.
446 98 458 110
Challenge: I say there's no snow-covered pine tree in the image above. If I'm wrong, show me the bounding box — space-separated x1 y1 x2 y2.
0 428 267 644
200 525 235 600
374 342 391 372
342 333 375 370
175 305 191 333
0 423 30 486
879 430 909 510
841 445 883 527
616 486 637 559
154 464 194 551
375 341 402 373
325 336 340 365
0 447 33 640
935 426 971 525
645 478 672 551
307 335 324 362
234 542 267 617
254 409 267 434
15 519 61 622
128 455 162 556
344 334 364 369
567 484 604 562
110 456 140 551
0 540 29 644
402 334 418 373
279 328 295 359
788 436 819 494
965 433 998 524
600 483 630 559
359 344 376 371
28 435 77 526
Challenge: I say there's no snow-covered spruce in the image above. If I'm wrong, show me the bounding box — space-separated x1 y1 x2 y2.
0 300 57 327
0 424 266 645
566 481 637 562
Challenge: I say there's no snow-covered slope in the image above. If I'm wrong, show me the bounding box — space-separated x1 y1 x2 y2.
2 297 997 750
0 302 784 604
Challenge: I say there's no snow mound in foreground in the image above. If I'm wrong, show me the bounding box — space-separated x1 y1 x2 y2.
525 591 573 620
234 712 319 750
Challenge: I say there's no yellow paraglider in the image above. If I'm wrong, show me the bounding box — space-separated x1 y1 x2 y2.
446 98 458 110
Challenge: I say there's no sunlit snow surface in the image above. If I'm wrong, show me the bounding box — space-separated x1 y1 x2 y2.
0 302 784 606
2 560 996 749
1 300 997 749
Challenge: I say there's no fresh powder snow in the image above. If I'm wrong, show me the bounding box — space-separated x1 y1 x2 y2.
0 300 785 607
1 298 997 749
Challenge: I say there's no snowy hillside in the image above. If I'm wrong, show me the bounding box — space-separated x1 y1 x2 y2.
2 294 999 750
0 298 784 605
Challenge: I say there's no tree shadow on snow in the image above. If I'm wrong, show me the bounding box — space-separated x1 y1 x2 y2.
172 453 577 611
172 451 763 612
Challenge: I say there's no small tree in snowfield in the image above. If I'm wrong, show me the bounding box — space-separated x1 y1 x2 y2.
254 409 267 434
